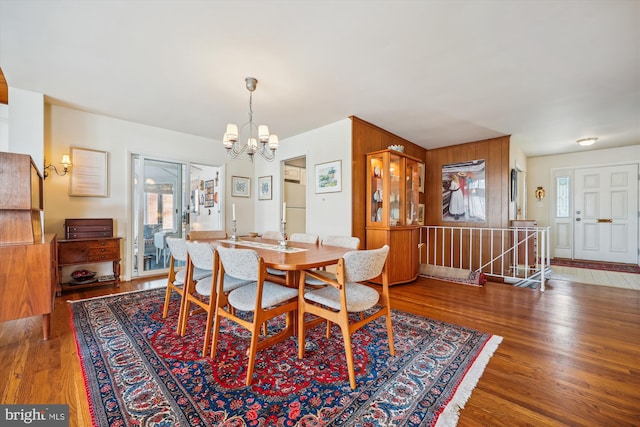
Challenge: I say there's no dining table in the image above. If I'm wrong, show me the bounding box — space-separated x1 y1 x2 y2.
192 236 351 287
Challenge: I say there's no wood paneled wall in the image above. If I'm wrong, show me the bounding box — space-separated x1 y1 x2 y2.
424 136 510 228
0 67 7 105
350 116 426 246
351 117 511 267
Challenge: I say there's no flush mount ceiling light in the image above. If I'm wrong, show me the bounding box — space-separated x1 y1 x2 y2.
222 77 279 162
576 137 598 147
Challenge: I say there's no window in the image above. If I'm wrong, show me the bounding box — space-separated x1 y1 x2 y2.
556 176 570 217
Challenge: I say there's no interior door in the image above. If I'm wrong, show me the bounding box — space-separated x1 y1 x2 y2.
574 164 638 263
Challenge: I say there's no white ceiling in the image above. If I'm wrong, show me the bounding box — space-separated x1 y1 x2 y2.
1 1 638 157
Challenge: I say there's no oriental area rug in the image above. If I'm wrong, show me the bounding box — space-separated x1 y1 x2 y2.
70 288 502 426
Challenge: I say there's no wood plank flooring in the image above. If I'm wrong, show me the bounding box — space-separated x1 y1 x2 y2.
1 275 638 426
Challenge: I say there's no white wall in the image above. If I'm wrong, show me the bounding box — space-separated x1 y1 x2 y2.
7 87 44 168
44 104 230 279
253 119 352 240
509 140 528 220
527 145 640 228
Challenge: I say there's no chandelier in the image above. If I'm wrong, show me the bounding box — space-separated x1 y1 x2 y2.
222 77 279 162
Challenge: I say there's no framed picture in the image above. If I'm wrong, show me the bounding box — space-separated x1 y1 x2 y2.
418 162 425 193
418 203 425 225
204 179 215 207
315 160 342 193
69 147 108 197
258 176 272 200
231 176 250 198
442 159 486 222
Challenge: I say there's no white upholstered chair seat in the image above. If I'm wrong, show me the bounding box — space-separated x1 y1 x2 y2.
228 281 298 312
175 267 211 284
195 274 253 296
303 282 379 312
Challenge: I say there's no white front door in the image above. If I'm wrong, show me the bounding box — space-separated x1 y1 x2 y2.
574 164 638 263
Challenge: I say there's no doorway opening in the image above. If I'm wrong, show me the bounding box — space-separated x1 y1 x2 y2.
282 156 307 235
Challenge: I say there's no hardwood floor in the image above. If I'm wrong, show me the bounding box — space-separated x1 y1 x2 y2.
1 275 638 426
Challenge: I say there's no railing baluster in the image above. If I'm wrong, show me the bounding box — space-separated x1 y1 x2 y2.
419 224 548 291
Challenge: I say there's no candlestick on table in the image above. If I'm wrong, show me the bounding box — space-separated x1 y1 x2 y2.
232 204 236 221
279 220 288 248
230 219 238 241
282 202 286 222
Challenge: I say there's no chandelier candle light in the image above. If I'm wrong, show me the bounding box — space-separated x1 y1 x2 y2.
222 77 279 162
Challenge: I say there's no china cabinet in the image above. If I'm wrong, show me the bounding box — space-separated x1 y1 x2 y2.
366 149 421 285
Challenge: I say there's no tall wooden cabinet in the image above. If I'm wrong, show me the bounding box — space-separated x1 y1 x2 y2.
366 149 421 285
0 152 57 340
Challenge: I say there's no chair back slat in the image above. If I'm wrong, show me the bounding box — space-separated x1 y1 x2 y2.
217 246 260 281
322 235 360 249
289 233 319 244
185 242 215 270
343 245 389 283
166 237 188 262
187 230 227 240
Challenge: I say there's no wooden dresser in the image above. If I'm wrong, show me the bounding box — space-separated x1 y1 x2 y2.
57 218 121 295
0 152 57 340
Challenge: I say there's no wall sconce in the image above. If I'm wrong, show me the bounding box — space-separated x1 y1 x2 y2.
44 154 71 179
535 186 545 201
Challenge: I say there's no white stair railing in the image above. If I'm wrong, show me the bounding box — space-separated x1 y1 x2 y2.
419 225 551 291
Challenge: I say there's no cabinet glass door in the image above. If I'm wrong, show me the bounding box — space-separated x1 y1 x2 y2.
369 154 384 223
405 158 418 224
389 153 401 226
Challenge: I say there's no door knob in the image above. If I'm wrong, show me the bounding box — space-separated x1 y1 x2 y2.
576 218 581 222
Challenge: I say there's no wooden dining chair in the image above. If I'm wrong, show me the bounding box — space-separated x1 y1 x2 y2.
180 242 252 356
163 238 213 334
187 230 227 240
211 246 299 386
297 244 393 389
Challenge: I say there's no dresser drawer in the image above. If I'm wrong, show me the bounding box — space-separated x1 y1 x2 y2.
64 218 113 239
88 247 119 261
86 239 119 250
58 241 89 263
66 230 113 239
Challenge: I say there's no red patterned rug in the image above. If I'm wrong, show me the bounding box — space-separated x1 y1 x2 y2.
551 258 640 274
70 288 501 426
